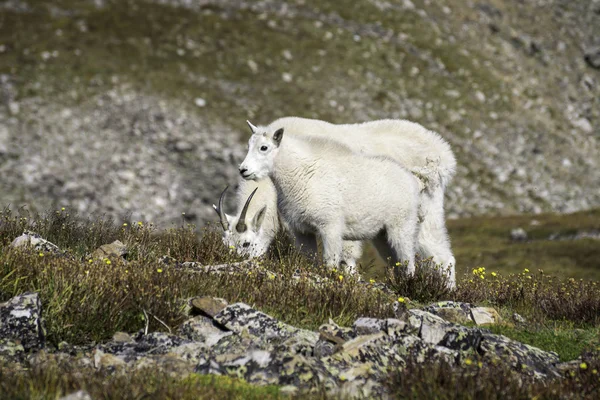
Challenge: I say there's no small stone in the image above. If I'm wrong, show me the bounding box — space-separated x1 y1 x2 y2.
112 332 135 343
174 140 194 152
512 312 527 325
190 297 228 317
510 228 528 242
282 72 293 82
571 117 593 133
470 307 502 325
584 45 600 69
93 349 126 370
90 240 128 260
11 231 61 254
194 97 207 107
8 101 20 115
247 59 259 73
58 390 92 400
475 91 486 102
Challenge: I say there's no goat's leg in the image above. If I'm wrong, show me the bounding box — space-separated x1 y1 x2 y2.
320 226 343 269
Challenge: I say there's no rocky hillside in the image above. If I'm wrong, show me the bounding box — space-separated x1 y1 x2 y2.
1 0 599 226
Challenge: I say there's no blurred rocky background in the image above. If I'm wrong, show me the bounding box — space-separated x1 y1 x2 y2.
1 0 599 227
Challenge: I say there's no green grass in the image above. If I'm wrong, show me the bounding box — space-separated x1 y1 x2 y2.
448 209 600 280
487 323 600 362
0 364 285 400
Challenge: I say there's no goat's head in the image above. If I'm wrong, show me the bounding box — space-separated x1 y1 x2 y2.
213 186 270 258
238 121 284 181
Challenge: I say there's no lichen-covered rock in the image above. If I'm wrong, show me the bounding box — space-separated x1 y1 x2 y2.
318 320 356 344
180 315 231 345
213 303 308 343
424 301 473 325
0 338 25 357
197 348 336 392
352 317 388 336
407 309 482 353
0 292 45 351
10 231 61 254
479 333 560 379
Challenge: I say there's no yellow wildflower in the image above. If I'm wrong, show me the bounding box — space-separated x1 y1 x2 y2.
592 369 597 375
61 207 65 211
123 223 128 227
38 252 44 257
464 359 473 366
157 268 163 273
369 279 376 284
105 259 111 265
137 221 143 226
580 362 588 370
88 259 93 263
397 297 405 303
338 275 344 282
491 272 497 277
524 268 530 273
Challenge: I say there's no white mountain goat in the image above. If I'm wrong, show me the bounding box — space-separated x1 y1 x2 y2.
237 128 422 277
214 178 364 269
215 117 457 286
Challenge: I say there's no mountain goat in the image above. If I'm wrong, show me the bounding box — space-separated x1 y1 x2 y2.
238 128 422 276
214 178 364 271
215 117 457 286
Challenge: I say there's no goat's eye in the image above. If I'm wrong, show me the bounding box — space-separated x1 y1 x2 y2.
260 145 268 152
242 242 250 248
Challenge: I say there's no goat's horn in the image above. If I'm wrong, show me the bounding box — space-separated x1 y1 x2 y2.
246 120 258 134
236 187 258 233
214 186 230 231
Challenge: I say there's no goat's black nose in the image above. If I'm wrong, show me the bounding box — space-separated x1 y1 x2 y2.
239 167 248 175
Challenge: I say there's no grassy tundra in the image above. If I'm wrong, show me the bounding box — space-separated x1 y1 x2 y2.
0 208 599 398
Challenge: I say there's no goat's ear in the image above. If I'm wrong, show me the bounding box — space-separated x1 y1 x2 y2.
273 128 284 146
252 206 267 231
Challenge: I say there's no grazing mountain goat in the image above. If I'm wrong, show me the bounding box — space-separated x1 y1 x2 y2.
238 127 422 277
214 178 364 270
215 117 457 287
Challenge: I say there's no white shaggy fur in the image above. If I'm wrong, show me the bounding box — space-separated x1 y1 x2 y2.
239 129 421 276
219 117 457 286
